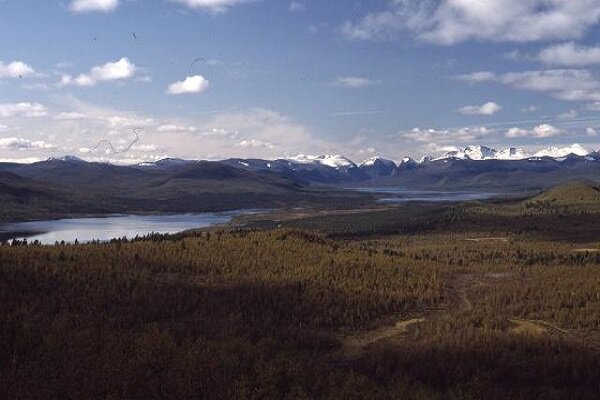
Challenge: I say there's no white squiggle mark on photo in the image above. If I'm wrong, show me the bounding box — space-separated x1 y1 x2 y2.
91 126 142 154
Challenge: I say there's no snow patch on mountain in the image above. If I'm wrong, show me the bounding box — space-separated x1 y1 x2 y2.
359 156 397 168
533 144 590 158
434 144 594 161
496 147 529 160
287 154 356 169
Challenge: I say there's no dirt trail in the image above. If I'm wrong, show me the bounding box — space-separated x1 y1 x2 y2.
447 273 481 312
338 270 599 358
339 273 480 358
509 320 548 336
465 237 510 242
340 318 426 358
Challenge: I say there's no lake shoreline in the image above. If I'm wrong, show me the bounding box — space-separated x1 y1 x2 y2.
0 209 270 245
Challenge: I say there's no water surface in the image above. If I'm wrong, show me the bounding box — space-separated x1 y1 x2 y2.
0 210 262 245
352 188 499 203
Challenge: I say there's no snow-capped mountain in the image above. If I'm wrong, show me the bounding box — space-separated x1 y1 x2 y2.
47 155 87 163
438 145 498 161
23 143 600 190
358 156 397 178
358 156 396 168
287 154 356 170
496 147 529 160
137 158 193 169
532 144 590 158
435 144 593 162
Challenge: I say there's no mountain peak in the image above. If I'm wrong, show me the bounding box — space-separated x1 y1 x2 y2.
358 156 397 168
533 144 590 158
47 155 87 163
434 144 593 162
287 154 356 169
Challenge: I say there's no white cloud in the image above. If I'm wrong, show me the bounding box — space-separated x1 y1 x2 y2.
157 124 197 132
0 137 56 151
341 0 433 41
505 128 530 138
400 126 492 143
458 69 600 102
506 124 563 138
0 61 35 79
170 0 257 14
289 2 305 12
0 95 339 162
521 105 540 113
539 42 600 66
0 157 44 164
331 76 379 88
458 102 502 116
167 75 210 95
70 0 119 13
586 102 600 111
0 103 48 118
54 112 87 120
238 139 274 149
455 71 497 83
587 127 598 137
131 144 160 152
558 109 578 121
341 0 600 45
22 83 52 91
61 58 137 87
534 124 563 138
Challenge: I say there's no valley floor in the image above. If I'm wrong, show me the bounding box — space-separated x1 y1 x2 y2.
1 188 599 399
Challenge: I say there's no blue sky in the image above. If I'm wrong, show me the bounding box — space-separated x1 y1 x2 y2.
2 0 600 163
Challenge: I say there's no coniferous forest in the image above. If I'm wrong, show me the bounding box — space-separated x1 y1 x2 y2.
1 183 600 399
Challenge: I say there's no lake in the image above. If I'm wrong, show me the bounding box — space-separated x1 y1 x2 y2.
352 188 499 203
0 210 263 245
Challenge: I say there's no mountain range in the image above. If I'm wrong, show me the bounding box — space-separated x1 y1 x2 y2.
1 143 600 222
218 144 600 188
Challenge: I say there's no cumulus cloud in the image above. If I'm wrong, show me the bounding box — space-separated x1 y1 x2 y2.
0 137 56 151
61 58 136 87
0 94 339 162
341 0 600 45
341 0 433 41
400 126 492 143
458 102 502 116
455 71 497 83
331 76 379 88
167 75 210 95
170 0 257 14
457 69 600 102
0 103 48 118
539 42 600 66
505 124 563 138
0 61 35 79
238 139 274 149
70 0 119 13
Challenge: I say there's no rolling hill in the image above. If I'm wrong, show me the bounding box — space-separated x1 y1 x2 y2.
0 159 373 222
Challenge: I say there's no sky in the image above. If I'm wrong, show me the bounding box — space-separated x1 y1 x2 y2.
2 0 600 163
